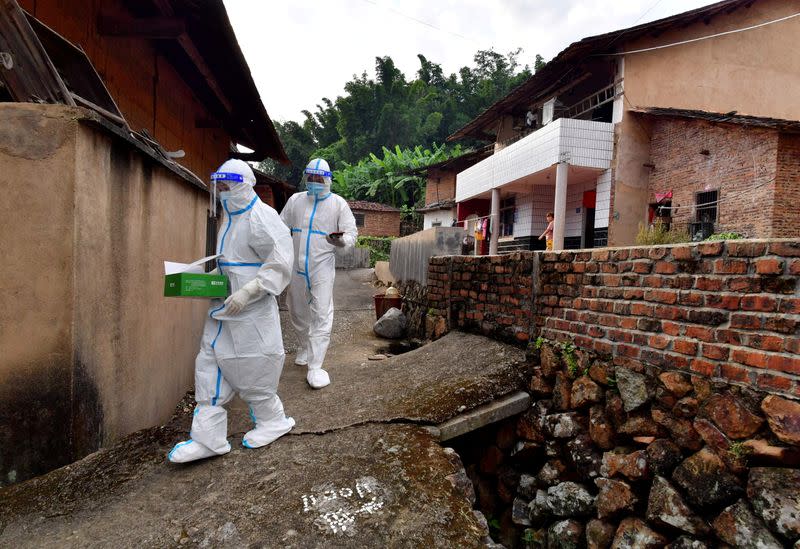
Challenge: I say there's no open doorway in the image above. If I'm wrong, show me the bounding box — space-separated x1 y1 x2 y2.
583 207 595 249
582 190 596 249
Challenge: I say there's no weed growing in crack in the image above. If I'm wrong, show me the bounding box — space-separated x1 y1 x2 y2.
560 341 579 377
728 441 752 460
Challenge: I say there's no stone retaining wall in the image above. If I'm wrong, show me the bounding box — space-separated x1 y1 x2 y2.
448 341 800 548
398 240 800 399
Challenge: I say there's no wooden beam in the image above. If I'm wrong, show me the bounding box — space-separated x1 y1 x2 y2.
71 92 126 125
150 0 233 113
175 36 233 113
97 14 185 39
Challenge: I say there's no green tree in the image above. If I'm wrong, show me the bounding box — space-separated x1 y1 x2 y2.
261 47 543 199
333 143 464 209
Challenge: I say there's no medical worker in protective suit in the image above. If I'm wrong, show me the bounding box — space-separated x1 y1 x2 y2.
168 159 295 463
280 158 357 389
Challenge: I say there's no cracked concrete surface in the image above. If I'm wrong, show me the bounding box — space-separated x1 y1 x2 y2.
0 269 528 547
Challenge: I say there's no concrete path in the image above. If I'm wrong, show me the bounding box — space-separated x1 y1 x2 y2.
0 269 529 548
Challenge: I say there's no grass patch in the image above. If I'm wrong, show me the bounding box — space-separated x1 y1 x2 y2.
635 223 691 246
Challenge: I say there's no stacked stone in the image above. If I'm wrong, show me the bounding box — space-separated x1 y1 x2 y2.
396 280 428 338
457 342 800 548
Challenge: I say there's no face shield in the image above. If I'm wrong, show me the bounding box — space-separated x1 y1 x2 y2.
209 171 245 217
300 159 332 197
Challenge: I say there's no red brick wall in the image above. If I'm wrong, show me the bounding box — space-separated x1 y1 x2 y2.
356 210 401 237
415 240 800 399
424 169 456 206
647 118 778 238
774 133 800 238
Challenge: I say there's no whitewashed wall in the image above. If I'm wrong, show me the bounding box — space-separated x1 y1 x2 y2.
423 209 456 229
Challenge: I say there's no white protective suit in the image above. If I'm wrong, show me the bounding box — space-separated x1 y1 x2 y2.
280 158 357 389
169 159 295 463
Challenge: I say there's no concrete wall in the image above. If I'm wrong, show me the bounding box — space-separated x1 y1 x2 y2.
622 0 800 123
608 115 652 246
389 227 466 285
610 0 800 245
0 104 208 485
423 209 456 230
334 246 370 270
0 104 79 485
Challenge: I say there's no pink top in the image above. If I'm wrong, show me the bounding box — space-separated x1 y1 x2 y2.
544 221 554 238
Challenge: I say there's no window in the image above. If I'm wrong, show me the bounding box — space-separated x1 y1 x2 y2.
695 190 718 223
499 196 515 237
354 213 365 227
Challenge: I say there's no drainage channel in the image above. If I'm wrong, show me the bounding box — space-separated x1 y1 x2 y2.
433 391 533 548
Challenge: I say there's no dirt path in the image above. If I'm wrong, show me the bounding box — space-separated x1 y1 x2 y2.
0 269 529 548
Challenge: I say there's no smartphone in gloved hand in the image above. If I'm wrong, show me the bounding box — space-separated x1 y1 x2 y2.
328 232 344 239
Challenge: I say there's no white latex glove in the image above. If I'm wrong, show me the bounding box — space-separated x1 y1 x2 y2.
224 279 262 315
326 234 346 247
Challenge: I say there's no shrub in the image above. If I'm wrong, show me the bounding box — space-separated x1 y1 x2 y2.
356 236 394 267
635 223 691 246
705 232 743 241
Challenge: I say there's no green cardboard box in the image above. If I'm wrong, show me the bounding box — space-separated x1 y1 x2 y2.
164 272 228 298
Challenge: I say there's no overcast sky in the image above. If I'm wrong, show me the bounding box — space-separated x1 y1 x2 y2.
223 0 712 124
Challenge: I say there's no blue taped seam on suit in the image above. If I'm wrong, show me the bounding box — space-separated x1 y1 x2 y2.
168 439 194 460
211 367 222 405
303 196 320 291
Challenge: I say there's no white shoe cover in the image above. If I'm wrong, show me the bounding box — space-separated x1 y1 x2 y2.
167 439 231 463
294 349 308 366
243 416 295 449
306 368 330 389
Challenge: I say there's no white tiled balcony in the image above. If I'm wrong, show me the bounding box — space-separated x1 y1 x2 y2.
456 118 614 202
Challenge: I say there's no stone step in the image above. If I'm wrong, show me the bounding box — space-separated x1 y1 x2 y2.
435 391 531 441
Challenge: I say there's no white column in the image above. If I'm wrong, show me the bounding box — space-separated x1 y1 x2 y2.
489 188 500 255
553 162 569 251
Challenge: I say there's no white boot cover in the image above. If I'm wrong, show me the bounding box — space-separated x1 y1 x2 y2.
243 395 295 448
306 367 331 389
